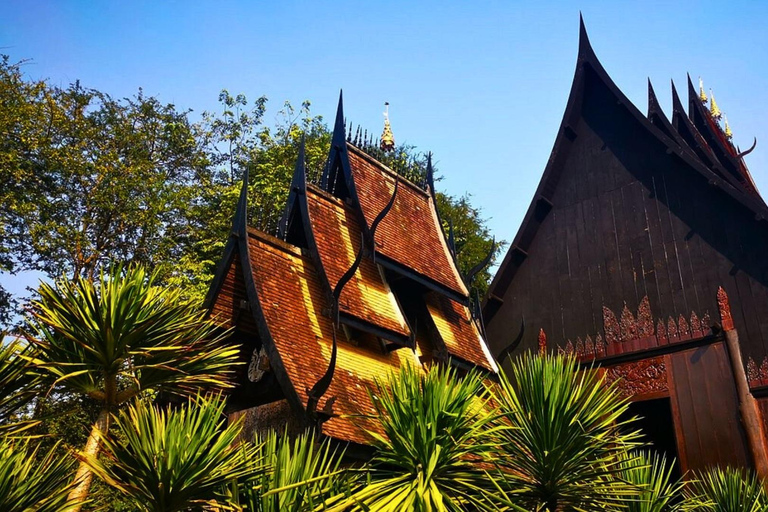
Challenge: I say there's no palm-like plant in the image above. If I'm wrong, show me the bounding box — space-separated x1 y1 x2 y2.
25 265 240 508
329 363 503 512
0 438 78 511
618 450 687 512
0 337 41 435
491 352 642 511
685 467 768 512
232 429 351 511
86 394 258 511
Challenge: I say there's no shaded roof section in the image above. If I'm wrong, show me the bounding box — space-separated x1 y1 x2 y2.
686 76 762 200
424 291 496 372
484 15 768 324
347 145 469 301
245 228 419 445
305 185 410 340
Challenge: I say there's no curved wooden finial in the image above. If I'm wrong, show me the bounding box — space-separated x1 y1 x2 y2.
737 137 757 159
464 238 496 288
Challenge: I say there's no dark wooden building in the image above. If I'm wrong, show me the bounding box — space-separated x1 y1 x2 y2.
204 96 496 448
484 18 768 476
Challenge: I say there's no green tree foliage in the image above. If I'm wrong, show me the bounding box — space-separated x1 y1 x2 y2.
25 265 240 507
0 337 40 434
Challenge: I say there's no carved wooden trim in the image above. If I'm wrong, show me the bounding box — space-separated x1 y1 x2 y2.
557 294 716 362
718 286 735 331
603 356 668 399
749 356 768 389
538 328 547 356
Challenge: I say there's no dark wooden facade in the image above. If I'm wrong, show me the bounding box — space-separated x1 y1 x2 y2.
484 18 768 475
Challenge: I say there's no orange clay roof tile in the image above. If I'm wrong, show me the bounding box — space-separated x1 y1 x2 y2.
347 145 468 298
246 230 422 445
425 291 496 372
305 187 410 339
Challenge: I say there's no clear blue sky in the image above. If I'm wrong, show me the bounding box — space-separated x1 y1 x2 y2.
2 1 767 301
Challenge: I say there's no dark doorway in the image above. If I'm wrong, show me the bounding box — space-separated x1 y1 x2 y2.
620 397 682 479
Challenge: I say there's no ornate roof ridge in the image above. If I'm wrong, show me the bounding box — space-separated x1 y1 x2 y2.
346 143 430 197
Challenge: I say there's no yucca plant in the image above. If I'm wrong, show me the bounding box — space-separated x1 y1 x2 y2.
231 429 351 511
685 467 768 512
25 265 240 509
85 394 258 511
328 363 505 512
491 352 643 511
618 450 688 512
0 337 40 435
0 438 78 511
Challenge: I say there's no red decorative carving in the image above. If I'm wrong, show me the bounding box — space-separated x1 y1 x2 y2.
701 312 711 333
747 357 759 386
603 306 620 345
538 328 547 356
575 337 584 357
690 311 702 337
667 317 678 341
717 286 735 331
564 339 574 355
678 314 691 340
637 296 654 338
656 318 668 344
620 304 638 343
603 357 668 398
594 333 606 356
584 335 594 356
760 358 768 385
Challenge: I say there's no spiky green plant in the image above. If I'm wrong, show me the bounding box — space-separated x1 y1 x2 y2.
25 265 240 509
230 429 351 511
85 394 258 512
491 352 643 511
0 438 78 511
685 467 768 512
618 450 688 512
0 337 41 435
328 363 505 512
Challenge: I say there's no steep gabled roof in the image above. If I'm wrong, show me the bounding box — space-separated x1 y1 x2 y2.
484 16 768 323
347 145 469 302
686 76 762 200
305 185 410 341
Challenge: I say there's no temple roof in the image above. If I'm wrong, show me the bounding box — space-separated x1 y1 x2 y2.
484 15 768 324
347 145 469 301
205 98 496 445
305 185 410 340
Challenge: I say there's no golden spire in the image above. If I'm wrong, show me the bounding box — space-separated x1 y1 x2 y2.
380 102 395 152
724 115 733 139
709 89 722 119
698 76 707 103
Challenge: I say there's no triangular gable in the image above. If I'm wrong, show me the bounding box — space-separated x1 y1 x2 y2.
485 16 768 322
347 145 469 303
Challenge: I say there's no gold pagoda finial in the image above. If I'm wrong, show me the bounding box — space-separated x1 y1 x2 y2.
709 89 722 120
724 115 733 139
380 102 395 152
698 77 707 103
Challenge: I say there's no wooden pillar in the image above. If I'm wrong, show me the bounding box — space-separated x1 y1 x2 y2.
718 287 768 481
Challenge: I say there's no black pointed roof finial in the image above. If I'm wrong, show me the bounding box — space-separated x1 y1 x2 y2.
426 152 437 197
233 167 249 237
578 12 595 60
277 135 307 238
334 90 345 138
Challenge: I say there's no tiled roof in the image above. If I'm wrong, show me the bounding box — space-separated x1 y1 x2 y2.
425 291 496 372
347 145 468 298
305 187 410 339
208 251 258 335
246 229 422 445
